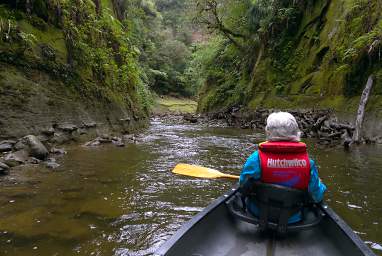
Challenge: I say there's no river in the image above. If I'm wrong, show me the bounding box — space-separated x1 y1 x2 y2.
0 117 381 255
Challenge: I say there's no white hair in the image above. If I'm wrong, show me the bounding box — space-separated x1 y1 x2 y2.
265 112 301 141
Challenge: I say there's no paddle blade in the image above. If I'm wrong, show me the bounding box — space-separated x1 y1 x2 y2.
172 164 239 179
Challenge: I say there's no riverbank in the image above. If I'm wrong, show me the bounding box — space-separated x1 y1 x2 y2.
181 107 382 146
0 76 148 174
0 1 150 175
0 96 199 176
0 126 147 175
3 103 380 176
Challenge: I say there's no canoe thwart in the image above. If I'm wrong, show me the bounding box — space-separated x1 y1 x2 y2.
226 183 324 233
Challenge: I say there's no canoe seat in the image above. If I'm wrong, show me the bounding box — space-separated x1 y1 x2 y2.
226 182 323 234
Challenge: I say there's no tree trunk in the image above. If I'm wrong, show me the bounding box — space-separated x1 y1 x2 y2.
111 0 125 21
93 0 101 16
250 44 264 83
64 29 75 67
352 75 374 143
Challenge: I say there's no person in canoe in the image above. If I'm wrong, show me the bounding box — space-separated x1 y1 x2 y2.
239 111 327 223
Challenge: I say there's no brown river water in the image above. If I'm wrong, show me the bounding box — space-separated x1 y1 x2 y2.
0 117 381 255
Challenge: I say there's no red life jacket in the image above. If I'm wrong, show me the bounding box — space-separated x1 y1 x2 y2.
258 141 311 190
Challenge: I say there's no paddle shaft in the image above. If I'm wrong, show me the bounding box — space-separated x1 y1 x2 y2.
222 174 240 179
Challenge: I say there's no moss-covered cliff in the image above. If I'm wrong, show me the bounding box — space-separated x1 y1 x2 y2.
246 0 382 111
196 0 382 131
0 0 150 139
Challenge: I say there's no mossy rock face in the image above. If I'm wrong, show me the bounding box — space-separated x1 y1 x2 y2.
197 0 382 121
0 1 149 138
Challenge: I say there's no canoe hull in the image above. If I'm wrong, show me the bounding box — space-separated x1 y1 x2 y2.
156 188 375 256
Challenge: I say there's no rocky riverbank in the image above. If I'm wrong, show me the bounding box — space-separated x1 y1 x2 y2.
180 108 382 146
0 121 145 175
0 95 198 176
0 1 150 175
3 107 378 176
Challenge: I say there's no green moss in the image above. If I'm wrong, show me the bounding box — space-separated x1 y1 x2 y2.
290 73 314 94
101 0 115 14
18 20 67 63
318 96 349 110
247 93 265 110
0 1 151 122
197 0 382 116
374 69 382 94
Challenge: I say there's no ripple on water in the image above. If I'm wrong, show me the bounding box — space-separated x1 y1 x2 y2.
365 241 382 251
172 206 204 212
347 203 363 209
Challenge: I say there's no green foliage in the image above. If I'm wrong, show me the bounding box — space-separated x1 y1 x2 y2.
191 36 254 111
336 0 382 96
58 0 141 95
33 0 49 21
124 0 194 97
183 39 222 94
18 30 37 47
194 0 382 112
190 0 306 111
0 0 150 116
136 80 154 113
0 11 37 56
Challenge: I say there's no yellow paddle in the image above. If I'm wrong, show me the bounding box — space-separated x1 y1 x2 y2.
172 163 240 179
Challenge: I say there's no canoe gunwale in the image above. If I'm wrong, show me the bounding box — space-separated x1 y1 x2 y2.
319 204 376 256
155 187 376 256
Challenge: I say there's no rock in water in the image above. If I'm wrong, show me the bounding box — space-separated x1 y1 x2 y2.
50 148 67 155
27 157 42 164
3 150 28 167
14 141 27 151
123 134 136 143
50 132 70 145
112 138 125 147
41 127 55 136
45 158 60 169
0 162 10 174
22 135 49 160
83 121 97 128
58 124 78 132
99 134 112 143
0 141 14 152
183 114 198 123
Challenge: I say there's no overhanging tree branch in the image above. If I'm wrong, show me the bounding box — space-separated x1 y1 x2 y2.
194 0 247 49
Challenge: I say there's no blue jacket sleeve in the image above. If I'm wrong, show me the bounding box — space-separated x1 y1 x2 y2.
239 151 261 185
308 159 327 203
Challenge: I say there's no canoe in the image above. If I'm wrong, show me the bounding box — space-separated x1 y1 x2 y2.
156 188 376 256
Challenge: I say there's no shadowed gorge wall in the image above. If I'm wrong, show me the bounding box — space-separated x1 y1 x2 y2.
0 0 149 138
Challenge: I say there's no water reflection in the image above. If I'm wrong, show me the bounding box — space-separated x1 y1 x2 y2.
0 118 381 255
